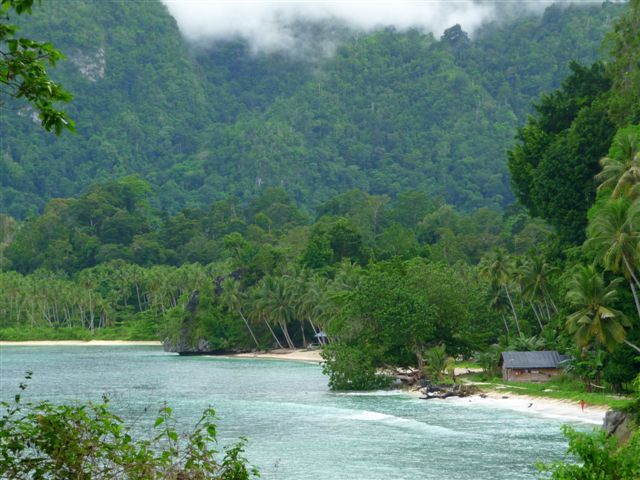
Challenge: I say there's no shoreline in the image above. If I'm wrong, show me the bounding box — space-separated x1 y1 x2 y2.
0 343 614 423
219 348 324 364
0 340 162 346
405 387 608 425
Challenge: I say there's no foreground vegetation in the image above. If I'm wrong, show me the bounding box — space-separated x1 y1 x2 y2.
0 375 258 480
539 426 639 480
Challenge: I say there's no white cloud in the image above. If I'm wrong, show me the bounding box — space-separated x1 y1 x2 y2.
161 1 602 53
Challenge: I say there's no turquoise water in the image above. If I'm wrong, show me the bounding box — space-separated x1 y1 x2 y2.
0 346 585 479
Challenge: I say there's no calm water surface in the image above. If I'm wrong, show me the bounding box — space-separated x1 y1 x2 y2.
0 346 586 479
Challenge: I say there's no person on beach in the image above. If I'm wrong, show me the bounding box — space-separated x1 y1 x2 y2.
580 399 585 412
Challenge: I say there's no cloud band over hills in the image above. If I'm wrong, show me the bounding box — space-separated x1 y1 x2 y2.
161 1 604 53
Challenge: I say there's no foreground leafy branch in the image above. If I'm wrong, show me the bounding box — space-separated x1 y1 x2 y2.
0 0 75 134
0 374 259 479
537 425 639 480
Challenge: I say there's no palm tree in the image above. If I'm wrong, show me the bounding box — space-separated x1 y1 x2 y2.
246 286 284 349
219 277 260 348
487 284 511 336
596 132 640 199
257 275 295 349
585 199 640 317
480 248 522 335
285 266 312 347
520 255 558 327
565 265 639 353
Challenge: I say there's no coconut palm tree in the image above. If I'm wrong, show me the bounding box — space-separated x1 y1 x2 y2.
257 275 295 349
219 277 260 348
520 255 558 326
565 265 639 353
487 284 512 336
585 199 640 317
480 248 522 335
596 132 640 199
245 286 284 349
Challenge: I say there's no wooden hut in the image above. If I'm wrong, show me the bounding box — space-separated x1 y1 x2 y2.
499 351 570 383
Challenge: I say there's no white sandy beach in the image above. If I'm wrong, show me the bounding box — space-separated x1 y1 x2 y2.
0 340 162 346
407 388 608 425
224 348 324 364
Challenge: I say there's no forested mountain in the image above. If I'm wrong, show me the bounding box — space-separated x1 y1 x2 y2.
0 0 624 217
1 0 640 429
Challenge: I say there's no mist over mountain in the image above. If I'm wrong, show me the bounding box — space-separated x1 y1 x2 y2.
0 0 624 218
162 0 598 54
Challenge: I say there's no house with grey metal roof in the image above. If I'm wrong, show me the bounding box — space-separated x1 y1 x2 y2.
499 351 571 382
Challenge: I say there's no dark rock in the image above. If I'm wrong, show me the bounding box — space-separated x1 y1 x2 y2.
419 383 478 400
603 410 635 443
163 289 215 355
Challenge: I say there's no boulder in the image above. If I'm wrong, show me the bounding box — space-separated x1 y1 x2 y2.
163 290 216 355
603 410 635 444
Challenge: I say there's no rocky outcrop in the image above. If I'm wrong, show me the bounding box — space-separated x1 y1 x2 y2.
162 290 216 355
70 47 106 82
603 410 636 444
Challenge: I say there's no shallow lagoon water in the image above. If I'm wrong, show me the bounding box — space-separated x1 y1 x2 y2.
0 346 587 479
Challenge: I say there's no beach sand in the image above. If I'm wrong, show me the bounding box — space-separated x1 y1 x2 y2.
224 348 324 364
0 340 162 346
407 388 607 425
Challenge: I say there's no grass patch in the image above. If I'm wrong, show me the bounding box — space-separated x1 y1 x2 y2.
0 322 159 342
455 360 481 369
467 374 633 409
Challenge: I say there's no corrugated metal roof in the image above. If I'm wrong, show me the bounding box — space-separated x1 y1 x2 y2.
500 351 567 369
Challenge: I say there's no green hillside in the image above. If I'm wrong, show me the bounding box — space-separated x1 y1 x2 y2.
0 0 624 217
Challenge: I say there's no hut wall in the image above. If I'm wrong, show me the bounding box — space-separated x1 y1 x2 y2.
502 368 562 383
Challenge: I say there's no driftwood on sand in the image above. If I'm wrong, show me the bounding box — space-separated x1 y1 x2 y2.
418 383 479 400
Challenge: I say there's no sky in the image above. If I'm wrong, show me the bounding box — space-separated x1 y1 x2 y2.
161 1 606 53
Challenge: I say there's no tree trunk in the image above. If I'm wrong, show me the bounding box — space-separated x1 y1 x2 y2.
280 320 295 349
623 255 640 290
88 290 95 332
238 310 260 348
264 318 284 349
503 285 521 335
300 321 307 347
624 339 640 354
543 287 559 314
500 313 510 337
629 280 640 319
530 302 544 332
135 284 143 312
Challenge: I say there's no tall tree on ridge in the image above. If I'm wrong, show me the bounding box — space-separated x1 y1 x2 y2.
586 199 640 318
480 248 522 336
566 265 639 354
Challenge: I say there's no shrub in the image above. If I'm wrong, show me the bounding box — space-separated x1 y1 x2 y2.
321 344 391 391
0 373 259 479
537 425 639 479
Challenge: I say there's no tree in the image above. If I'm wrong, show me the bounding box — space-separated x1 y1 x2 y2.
219 277 259 349
586 199 640 318
596 129 640 199
520 255 558 329
607 0 640 125
565 265 638 353
255 275 295 349
507 62 615 244
480 248 522 335
0 0 75 134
